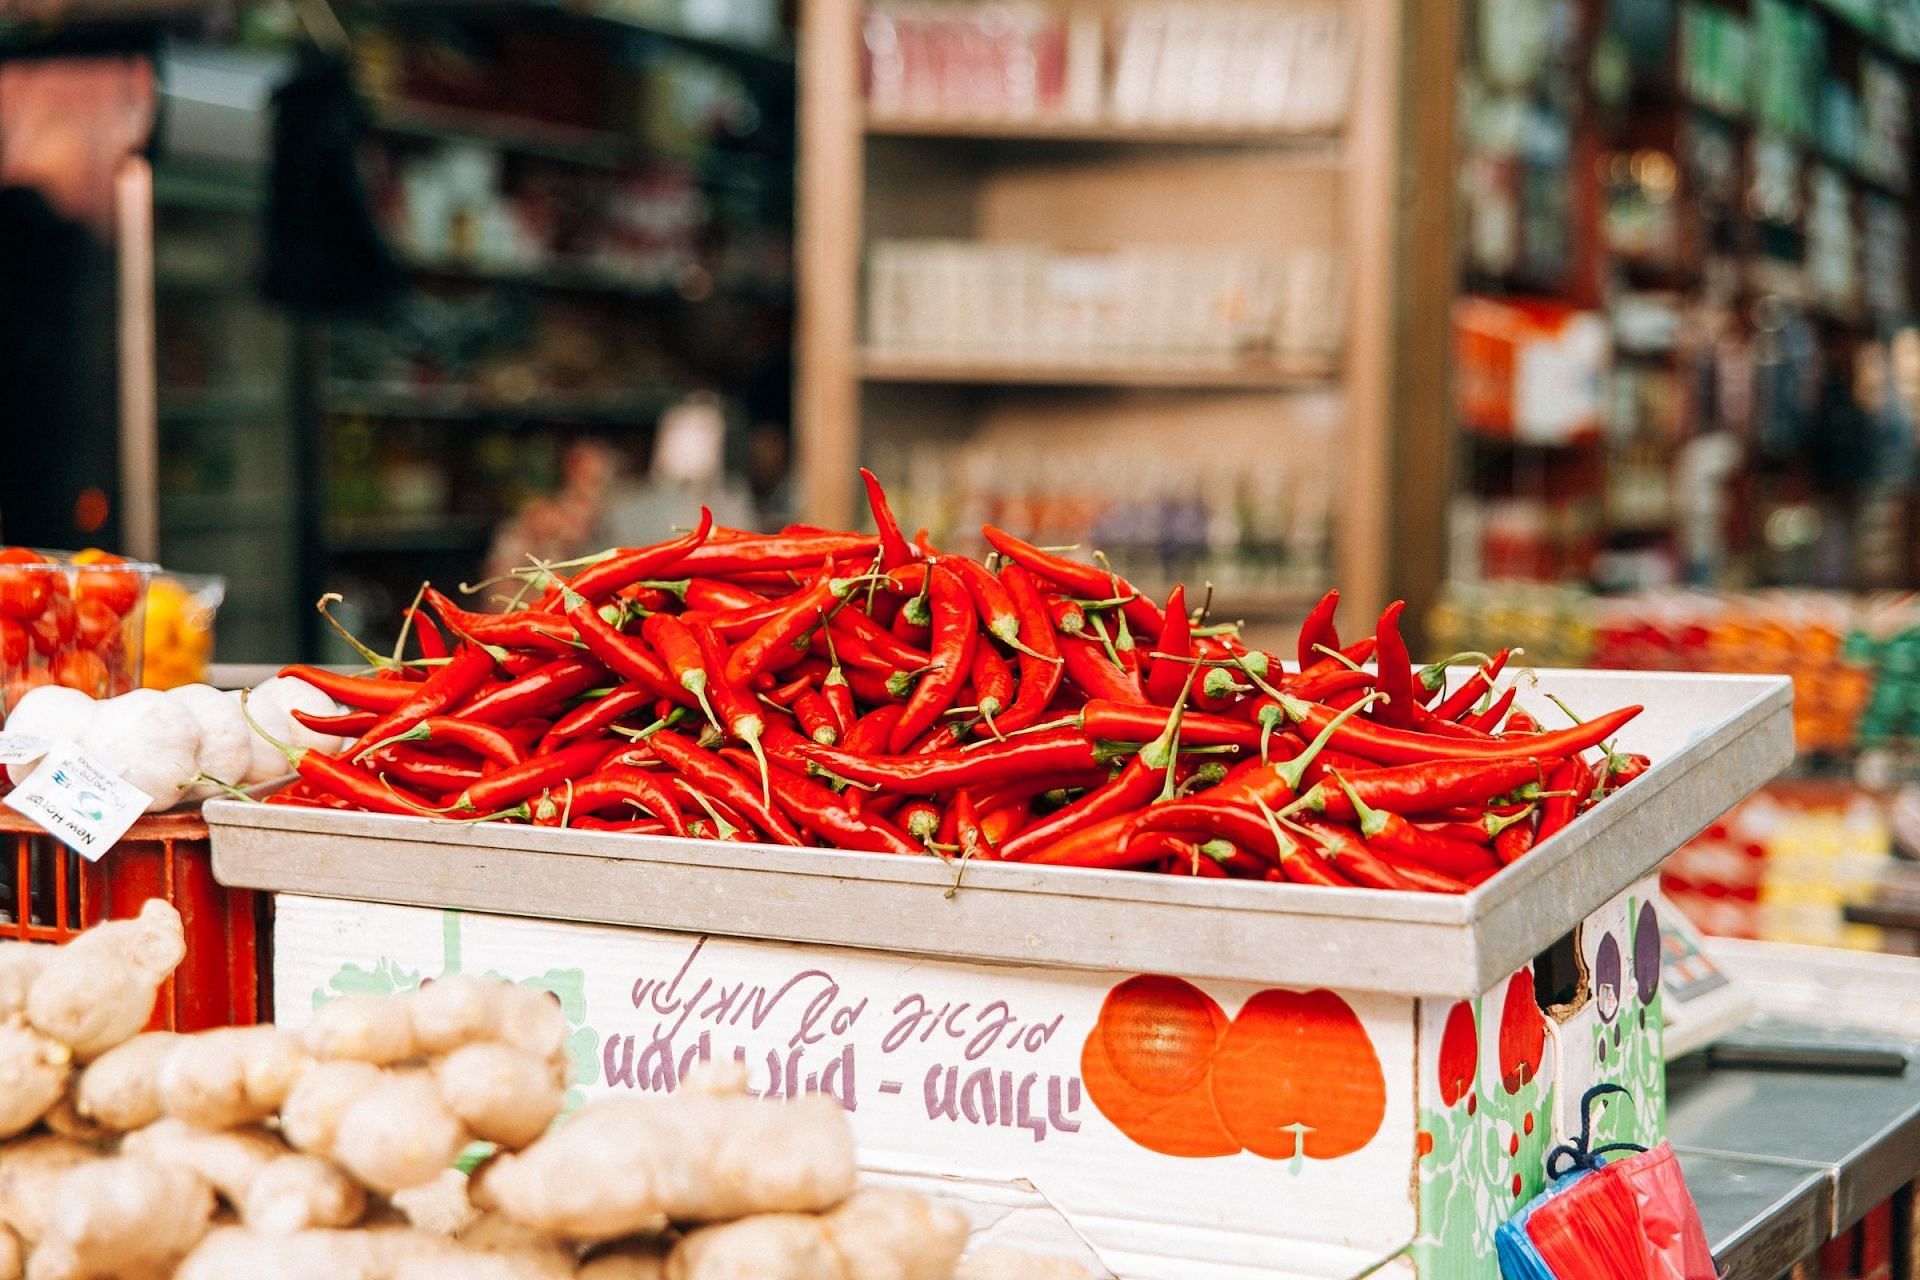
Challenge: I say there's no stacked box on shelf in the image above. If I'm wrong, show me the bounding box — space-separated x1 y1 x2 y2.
209 668 1791 1277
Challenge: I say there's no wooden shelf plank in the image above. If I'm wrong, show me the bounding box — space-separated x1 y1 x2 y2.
866 112 1344 153
859 353 1339 391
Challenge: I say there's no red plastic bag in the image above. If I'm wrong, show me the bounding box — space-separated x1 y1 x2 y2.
1525 1161 1654 1279
1615 1143 1717 1280
1524 1143 1715 1280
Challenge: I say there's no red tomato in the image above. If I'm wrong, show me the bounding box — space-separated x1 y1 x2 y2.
0 547 51 620
3 667 54 712
51 649 109 696
0 619 24 668
73 551 139 617
74 597 121 651
27 593 75 657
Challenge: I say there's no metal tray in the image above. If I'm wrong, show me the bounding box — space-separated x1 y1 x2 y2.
206 669 1791 997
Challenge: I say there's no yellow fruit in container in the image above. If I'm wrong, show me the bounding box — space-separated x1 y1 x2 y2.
141 576 222 691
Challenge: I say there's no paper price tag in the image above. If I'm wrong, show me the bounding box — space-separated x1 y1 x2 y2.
0 734 50 765
2 741 151 861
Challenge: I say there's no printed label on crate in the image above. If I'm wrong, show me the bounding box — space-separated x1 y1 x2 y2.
273 896 1418 1277
0 733 50 765
3 741 150 859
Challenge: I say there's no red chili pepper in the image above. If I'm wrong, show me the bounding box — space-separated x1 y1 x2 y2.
1505 710 1542 735
540 684 656 748
970 643 1015 732
676 533 881 577
981 526 1164 637
1281 664 1374 703
360 716 527 769
895 800 942 845
647 729 803 846
798 728 1102 794
836 705 905 757
451 739 621 813
656 777 760 841
725 568 842 686
685 578 770 613
1605 752 1650 788
1044 594 1087 636
889 566 978 753
1495 815 1538 865
406 610 449 661
722 752 917 854
572 818 672 836
1081 700 1261 750
1059 634 1146 705
1000 755 1160 861
860 468 917 571
1023 812 1158 869
1293 757 1551 820
375 751 486 797
1144 585 1192 706
790 688 839 745
535 507 713 608
1277 697 1640 766
1432 648 1512 722
1292 819 1421 891
291 707 378 737
996 565 1064 734
546 766 689 836
563 596 691 708
1536 756 1594 844
1371 601 1415 728
423 588 576 653
688 621 777 804
343 644 498 758
643 612 719 725
832 605 930 672
950 790 1001 860
1462 685 1518 734
277 665 419 712
1407 700 1496 740
947 556 1038 655
459 656 608 727
821 660 856 736
297 751 438 816
1325 771 1500 881
1296 589 1341 672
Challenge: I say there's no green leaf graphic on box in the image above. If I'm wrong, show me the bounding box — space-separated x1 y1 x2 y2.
314 957 425 1008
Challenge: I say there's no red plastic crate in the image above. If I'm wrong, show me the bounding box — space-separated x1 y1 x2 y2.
0 807 268 1030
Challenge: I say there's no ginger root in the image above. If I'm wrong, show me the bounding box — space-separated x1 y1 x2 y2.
0 946 45 1024
281 1061 383 1158
157 1027 309 1130
0 1027 70 1141
474 1092 855 1240
432 1043 563 1149
301 996 418 1067
326 1071 468 1196
29 1155 213 1280
576 1241 669 1280
664 1190 966 1280
0 1138 100 1248
74 1034 180 1133
25 901 185 1062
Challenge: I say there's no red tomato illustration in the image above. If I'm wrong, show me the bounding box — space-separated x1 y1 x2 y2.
1437 1000 1477 1108
1209 989 1387 1162
1082 976 1238 1158
1498 970 1546 1094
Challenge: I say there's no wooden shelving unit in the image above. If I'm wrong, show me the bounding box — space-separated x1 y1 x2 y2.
797 0 1425 626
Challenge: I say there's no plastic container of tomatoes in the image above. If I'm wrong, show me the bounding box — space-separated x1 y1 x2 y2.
0 548 156 722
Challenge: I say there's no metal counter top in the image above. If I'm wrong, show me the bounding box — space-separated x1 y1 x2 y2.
1671 1022 1920 1279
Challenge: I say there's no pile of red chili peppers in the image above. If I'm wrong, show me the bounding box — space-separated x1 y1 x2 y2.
263 470 1651 893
